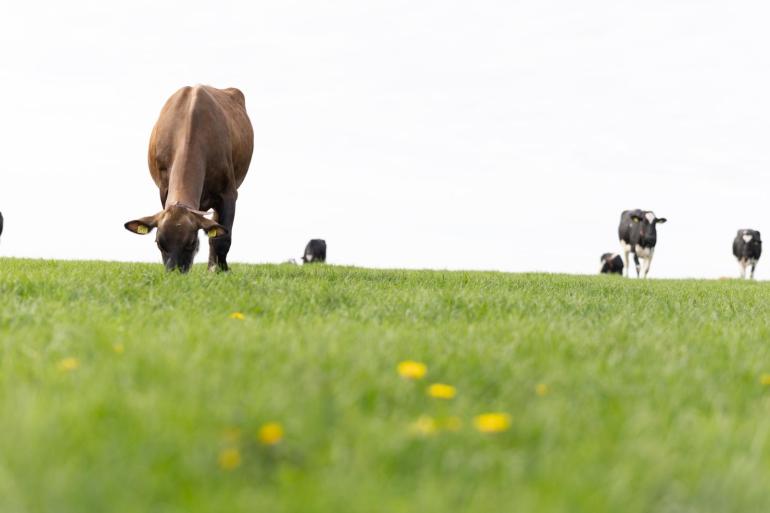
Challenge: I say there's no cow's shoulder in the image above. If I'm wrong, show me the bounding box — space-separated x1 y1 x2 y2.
222 87 246 106
164 85 196 106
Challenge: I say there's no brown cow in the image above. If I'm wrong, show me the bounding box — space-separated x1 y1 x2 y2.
125 85 254 272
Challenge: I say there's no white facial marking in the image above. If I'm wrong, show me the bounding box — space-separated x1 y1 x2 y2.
305 254 313 262
743 235 753 243
645 212 655 223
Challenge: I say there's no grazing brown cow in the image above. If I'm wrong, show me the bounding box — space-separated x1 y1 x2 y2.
125 85 254 272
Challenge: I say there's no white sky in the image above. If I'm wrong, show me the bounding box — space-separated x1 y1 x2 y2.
1 1 768 278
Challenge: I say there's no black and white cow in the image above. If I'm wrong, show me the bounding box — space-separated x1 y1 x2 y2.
600 253 624 275
302 239 326 264
0 211 3 238
618 209 667 278
733 229 761 279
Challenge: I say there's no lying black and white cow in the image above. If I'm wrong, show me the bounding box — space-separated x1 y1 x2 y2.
600 253 624 275
302 239 326 264
733 229 761 279
618 209 667 278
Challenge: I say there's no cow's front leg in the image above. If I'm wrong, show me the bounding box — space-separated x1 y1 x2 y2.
208 192 236 272
641 248 655 278
642 257 651 278
622 250 630 277
739 260 747 279
750 260 757 280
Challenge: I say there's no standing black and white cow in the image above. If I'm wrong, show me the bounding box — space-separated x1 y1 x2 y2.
733 229 761 279
302 239 326 264
618 209 667 278
600 253 624 275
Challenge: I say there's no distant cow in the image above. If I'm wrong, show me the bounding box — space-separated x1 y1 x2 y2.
125 85 254 273
302 239 326 264
733 229 762 279
0 211 3 238
618 209 667 278
600 253 623 275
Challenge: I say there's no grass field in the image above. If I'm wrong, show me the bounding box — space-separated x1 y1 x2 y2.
2 258 770 512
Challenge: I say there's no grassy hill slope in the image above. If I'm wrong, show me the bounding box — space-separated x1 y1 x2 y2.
1 259 770 512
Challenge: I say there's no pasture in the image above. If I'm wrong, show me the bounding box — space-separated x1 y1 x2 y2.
1 259 770 512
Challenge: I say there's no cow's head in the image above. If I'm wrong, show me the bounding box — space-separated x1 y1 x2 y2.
599 253 612 273
631 211 667 247
302 239 327 264
741 230 762 245
739 230 762 257
124 205 227 272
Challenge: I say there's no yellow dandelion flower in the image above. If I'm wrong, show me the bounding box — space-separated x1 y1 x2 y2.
218 447 241 470
473 413 511 433
229 312 245 320
397 360 427 380
535 383 549 396
760 374 770 386
411 415 438 435
113 343 125 354
222 427 241 444
57 357 80 372
257 422 284 445
442 416 462 432
427 383 456 399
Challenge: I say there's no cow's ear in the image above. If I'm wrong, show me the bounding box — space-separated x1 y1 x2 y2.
197 217 228 239
656 218 667 224
125 215 159 235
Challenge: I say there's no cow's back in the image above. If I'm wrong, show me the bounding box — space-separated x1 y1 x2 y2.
600 253 623 274
618 210 635 244
148 85 254 196
204 86 254 188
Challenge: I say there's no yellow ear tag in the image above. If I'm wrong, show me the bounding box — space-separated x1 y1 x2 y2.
137 225 149 234
208 228 218 238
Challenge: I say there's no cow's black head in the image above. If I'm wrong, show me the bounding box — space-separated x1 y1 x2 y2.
738 229 762 256
124 205 227 273
631 211 667 247
302 239 327 264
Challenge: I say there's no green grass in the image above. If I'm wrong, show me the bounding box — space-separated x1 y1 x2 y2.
2 258 770 513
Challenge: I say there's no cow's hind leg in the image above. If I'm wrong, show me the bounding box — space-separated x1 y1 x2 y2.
633 253 641 278
208 191 237 272
621 242 631 277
